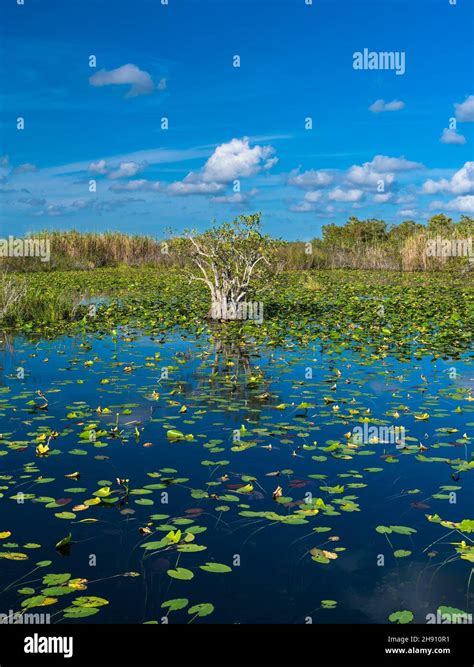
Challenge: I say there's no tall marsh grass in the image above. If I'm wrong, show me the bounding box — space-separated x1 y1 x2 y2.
0 231 179 271
0 274 26 319
1 215 472 274
0 271 83 326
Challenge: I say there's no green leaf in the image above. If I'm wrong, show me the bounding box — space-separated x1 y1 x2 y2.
394 550 412 558
199 562 232 573
166 429 185 441
161 598 189 612
389 525 417 535
177 544 207 553
41 586 74 597
54 512 76 520
21 596 46 608
42 573 71 586
437 606 470 621
388 610 414 624
375 525 392 534
311 554 330 564
141 539 169 551
92 487 111 498
72 596 109 608
63 606 100 618
55 533 72 550
0 552 28 561
458 519 474 534
321 600 338 609
188 603 214 617
166 567 194 581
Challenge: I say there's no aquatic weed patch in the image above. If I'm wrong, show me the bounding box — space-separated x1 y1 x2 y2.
5 268 473 361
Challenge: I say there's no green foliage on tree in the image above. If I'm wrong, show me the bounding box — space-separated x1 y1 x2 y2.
182 213 277 320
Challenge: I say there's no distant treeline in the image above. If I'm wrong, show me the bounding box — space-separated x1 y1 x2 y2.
2 214 473 272
281 214 474 271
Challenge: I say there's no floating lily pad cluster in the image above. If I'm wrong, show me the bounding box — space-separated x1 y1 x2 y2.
0 267 472 623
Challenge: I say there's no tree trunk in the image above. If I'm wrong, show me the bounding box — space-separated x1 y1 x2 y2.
207 293 243 321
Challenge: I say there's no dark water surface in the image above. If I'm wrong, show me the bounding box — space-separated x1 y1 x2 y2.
0 330 472 624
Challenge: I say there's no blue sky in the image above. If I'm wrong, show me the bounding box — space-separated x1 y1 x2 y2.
1 0 473 240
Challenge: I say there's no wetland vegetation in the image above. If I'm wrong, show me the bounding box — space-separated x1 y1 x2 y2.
0 216 472 625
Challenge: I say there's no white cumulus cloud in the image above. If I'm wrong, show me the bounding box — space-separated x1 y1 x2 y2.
198 137 276 182
455 95 474 122
369 99 405 113
304 191 323 203
422 162 474 195
109 179 161 192
373 193 393 203
108 161 145 179
89 64 157 97
167 138 276 196
329 187 364 202
287 169 333 189
88 159 108 174
395 194 415 204
369 155 422 172
211 188 258 204
347 155 421 190
290 201 317 213
290 190 324 212
167 181 225 196
432 195 474 213
440 128 466 145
